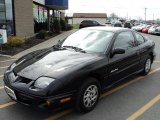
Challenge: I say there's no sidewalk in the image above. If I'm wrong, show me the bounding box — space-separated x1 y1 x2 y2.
12 29 77 59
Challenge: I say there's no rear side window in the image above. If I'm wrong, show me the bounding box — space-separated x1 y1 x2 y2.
114 31 135 50
134 32 145 45
82 21 93 25
93 21 99 25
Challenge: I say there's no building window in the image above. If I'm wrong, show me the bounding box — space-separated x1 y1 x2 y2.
0 0 6 30
0 0 14 36
33 3 48 33
5 0 14 36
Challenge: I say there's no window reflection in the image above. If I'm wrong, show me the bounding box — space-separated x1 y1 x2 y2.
33 3 48 33
114 31 135 50
62 30 114 53
0 0 14 36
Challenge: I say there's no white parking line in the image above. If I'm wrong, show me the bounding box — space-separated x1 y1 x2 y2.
0 66 9 69
0 75 3 78
0 101 16 109
0 86 3 90
0 59 17 63
0 54 12 58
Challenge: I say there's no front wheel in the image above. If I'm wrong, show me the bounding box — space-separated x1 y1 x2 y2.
76 78 101 113
141 56 152 75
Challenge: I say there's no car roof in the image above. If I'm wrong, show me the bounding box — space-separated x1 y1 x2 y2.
82 20 96 22
82 26 130 33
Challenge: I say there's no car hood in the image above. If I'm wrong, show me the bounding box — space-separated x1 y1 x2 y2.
13 48 102 80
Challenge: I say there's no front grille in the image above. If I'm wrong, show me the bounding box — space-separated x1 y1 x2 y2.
20 77 32 84
15 76 32 84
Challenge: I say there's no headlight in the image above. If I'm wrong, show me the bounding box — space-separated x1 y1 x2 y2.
34 77 55 89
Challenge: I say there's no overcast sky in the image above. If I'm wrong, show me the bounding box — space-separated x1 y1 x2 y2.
66 0 160 20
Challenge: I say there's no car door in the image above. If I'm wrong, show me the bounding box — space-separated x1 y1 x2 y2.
106 31 140 86
133 32 150 70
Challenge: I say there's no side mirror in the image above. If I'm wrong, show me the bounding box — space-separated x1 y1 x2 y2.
111 48 125 57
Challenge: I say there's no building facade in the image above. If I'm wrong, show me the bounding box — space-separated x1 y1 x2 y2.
0 0 68 37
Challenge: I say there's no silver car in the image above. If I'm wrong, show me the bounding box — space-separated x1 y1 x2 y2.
148 25 159 34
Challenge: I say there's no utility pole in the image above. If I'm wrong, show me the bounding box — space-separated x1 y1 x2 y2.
153 14 154 24
126 12 128 20
145 8 147 23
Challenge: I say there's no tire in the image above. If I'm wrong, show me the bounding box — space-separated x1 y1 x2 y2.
76 78 101 113
141 56 152 75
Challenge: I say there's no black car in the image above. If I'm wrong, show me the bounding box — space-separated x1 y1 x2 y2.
79 20 103 29
4 27 156 112
114 21 122 27
124 22 132 29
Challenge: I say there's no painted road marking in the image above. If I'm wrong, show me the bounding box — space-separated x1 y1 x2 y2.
0 102 16 109
127 95 160 120
0 66 9 69
0 59 17 63
0 86 4 90
0 75 3 78
155 61 160 63
0 54 12 58
45 67 160 120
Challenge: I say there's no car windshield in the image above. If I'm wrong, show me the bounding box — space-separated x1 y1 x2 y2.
62 29 114 53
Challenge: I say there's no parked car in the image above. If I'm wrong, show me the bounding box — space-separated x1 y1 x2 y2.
131 24 143 31
79 20 103 29
111 21 115 26
148 25 159 34
124 22 132 28
136 24 150 32
105 20 111 24
134 23 140 26
4 27 156 113
153 27 160 35
114 21 122 27
142 25 152 33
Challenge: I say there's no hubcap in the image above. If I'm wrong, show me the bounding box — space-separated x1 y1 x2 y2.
83 85 98 108
145 59 151 73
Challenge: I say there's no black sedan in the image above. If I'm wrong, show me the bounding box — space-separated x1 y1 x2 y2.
79 20 103 29
3 27 156 112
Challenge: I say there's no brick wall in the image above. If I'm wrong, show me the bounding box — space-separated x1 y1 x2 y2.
14 0 34 37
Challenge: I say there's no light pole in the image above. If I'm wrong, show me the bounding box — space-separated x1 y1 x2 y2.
145 8 147 23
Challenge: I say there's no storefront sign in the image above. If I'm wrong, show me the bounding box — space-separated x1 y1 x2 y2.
0 29 7 44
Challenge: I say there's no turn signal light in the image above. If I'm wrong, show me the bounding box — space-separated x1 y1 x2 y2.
60 97 71 103
46 101 52 106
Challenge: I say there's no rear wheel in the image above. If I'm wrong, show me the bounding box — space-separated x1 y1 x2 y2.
141 56 152 75
76 78 101 113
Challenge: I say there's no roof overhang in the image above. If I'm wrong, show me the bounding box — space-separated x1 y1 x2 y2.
45 0 68 10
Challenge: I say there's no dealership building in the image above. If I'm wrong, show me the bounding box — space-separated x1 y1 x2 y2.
0 0 68 37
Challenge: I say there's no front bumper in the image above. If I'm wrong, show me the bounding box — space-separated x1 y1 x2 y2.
153 32 160 35
3 75 75 108
4 84 74 108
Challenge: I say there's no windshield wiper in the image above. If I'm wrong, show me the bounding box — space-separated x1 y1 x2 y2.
63 46 86 53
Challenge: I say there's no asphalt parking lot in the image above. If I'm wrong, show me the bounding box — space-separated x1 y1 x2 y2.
0 33 160 120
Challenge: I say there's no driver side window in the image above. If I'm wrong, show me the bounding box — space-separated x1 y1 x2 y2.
114 31 135 50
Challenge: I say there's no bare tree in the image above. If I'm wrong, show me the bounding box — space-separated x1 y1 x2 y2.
110 13 118 19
